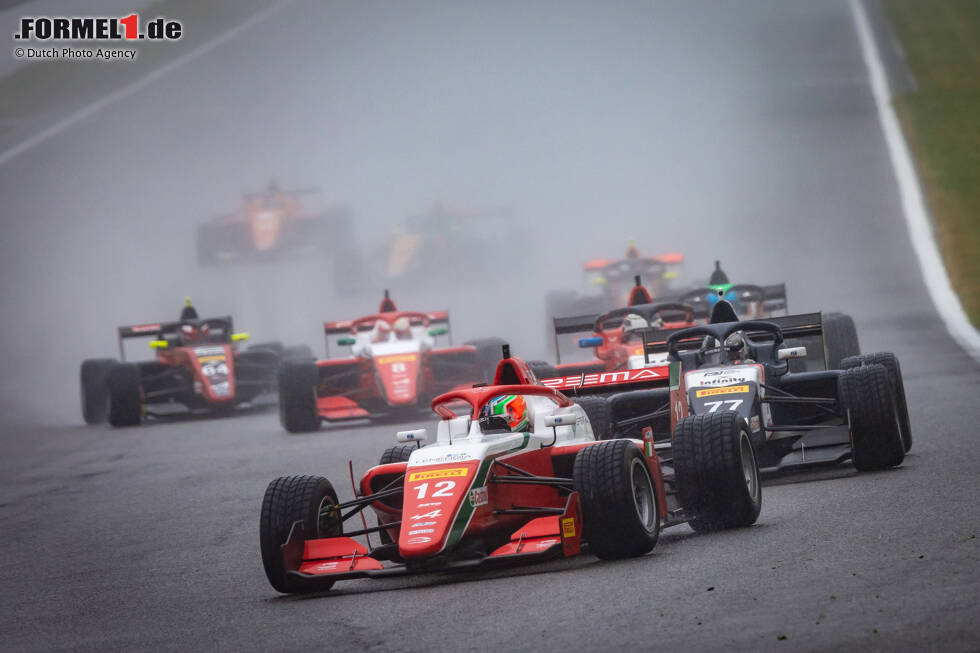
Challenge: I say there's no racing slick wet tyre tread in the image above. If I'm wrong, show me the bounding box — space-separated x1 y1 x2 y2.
574 396 613 440
841 352 912 453
838 364 905 470
573 439 660 559
279 359 320 433
526 360 560 383
823 312 860 369
106 363 142 427
260 475 341 594
379 444 417 465
672 412 761 532
80 358 115 425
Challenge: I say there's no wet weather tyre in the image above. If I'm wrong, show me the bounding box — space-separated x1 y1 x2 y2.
279 359 319 433
379 444 417 465
106 363 142 427
838 364 904 470
573 439 660 559
283 345 315 361
526 360 560 382
823 312 860 369
260 475 341 594
841 352 912 453
574 396 612 440
672 412 761 532
465 337 509 382
80 358 115 425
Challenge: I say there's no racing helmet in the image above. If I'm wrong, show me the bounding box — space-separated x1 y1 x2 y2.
179 323 199 344
479 394 530 433
621 313 649 334
372 321 392 343
392 316 412 340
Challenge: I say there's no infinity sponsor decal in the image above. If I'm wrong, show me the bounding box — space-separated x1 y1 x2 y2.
541 367 663 390
695 385 749 398
408 468 468 482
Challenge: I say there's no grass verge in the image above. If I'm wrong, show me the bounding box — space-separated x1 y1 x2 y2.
882 0 980 327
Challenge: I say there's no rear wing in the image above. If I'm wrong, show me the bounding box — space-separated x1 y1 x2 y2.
639 311 825 365
323 311 452 357
762 283 788 314
116 316 234 360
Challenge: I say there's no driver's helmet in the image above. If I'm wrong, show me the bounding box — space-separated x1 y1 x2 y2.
372 321 392 343
392 316 413 341
724 332 747 358
621 313 649 334
479 394 530 433
179 322 206 345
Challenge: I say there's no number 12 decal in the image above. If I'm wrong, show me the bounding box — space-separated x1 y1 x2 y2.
413 480 456 499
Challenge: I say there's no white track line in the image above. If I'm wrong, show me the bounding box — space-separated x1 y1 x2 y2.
850 0 980 363
0 0 289 167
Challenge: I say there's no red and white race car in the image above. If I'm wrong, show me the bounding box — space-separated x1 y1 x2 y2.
278 292 505 431
260 349 762 594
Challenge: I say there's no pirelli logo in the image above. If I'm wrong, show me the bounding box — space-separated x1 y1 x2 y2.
695 385 749 398
378 354 418 364
408 467 468 482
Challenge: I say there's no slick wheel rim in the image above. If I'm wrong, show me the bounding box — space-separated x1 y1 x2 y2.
740 432 760 502
630 457 657 533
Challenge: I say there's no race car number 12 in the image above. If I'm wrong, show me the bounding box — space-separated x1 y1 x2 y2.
414 481 455 499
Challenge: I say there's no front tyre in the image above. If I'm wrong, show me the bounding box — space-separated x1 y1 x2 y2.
80 358 115 425
573 439 660 559
279 359 320 433
841 352 911 452
106 363 142 427
673 412 761 532
260 475 342 594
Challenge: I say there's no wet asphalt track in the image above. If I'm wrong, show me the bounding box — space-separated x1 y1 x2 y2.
1 1 978 651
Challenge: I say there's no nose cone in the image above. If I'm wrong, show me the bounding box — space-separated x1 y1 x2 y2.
375 353 420 405
398 461 480 559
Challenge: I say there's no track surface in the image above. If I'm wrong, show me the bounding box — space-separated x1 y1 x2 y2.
1 1 978 651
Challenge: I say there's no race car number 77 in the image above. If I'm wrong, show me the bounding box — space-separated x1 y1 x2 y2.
704 399 743 413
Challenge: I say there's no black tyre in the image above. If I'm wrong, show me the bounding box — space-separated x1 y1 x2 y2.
574 396 612 440
526 360 560 382
279 359 320 433
379 444 417 465
283 344 315 361
573 440 660 559
249 341 285 358
823 312 860 369
80 358 115 425
838 364 904 470
259 475 342 594
106 363 142 427
672 412 761 532
841 352 912 453
464 337 509 382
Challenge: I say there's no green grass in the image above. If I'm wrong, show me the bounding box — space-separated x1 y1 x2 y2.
882 0 980 327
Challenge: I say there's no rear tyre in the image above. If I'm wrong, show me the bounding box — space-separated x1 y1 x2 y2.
259 475 342 594
823 312 860 369
464 337 509 382
249 341 285 358
841 352 912 453
574 396 612 440
838 364 904 470
80 358 115 425
672 412 761 532
106 363 142 427
526 360 560 382
279 359 320 433
573 439 660 559
283 345 315 361
379 444 417 465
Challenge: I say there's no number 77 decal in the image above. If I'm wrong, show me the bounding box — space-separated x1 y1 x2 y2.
704 399 743 413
